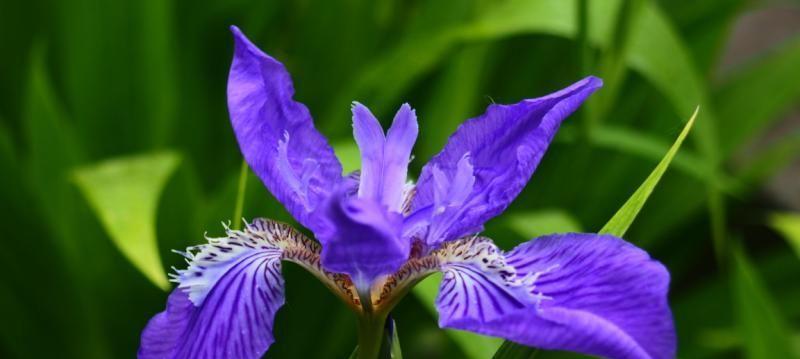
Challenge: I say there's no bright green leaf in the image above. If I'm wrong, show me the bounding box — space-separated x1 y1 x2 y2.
769 212 800 258
599 107 697 237
333 140 361 174
506 210 583 239
732 246 795 358
73 152 181 290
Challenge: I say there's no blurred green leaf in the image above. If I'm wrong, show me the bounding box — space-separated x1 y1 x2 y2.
732 246 795 358
715 37 800 156
735 131 800 193
506 210 583 239
334 140 361 174
414 273 504 359
590 124 727 190
769 212 800 258
73 152 181 290
600 107 697 236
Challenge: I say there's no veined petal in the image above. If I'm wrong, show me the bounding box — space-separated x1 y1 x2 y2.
317 189 408 288
139 219 359 359
228 26 342 233
434 233 674 359
435 237 535 322
382 103 418 211
353 102 418 212
412 77 602 245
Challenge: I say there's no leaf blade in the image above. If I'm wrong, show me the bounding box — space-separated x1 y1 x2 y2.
73 152 180 290
599 107 698 237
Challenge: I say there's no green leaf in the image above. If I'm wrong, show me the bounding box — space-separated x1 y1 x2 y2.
333 140 361 174
715 37 800 157
414 273 503 359
492 341 539 359
506 210 583 239
349 318 404 359
599 107 697 237
380 318 403 359
769 212 800 258
73 152 181 290
732 246 795 358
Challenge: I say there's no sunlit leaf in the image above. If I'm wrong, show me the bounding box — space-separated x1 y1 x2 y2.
769 212 800 258
599 107 697 236
73 152 181 290
732 246 795 358
333 140 361 174
506 210 583 239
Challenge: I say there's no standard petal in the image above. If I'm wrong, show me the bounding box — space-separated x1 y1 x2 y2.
412 77 602 245
228 26 342 233
317 189 408 287
139 219 358 358
436 233 675 359
353 102 418 212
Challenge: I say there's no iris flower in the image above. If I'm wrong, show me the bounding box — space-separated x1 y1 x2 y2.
139 26 675 359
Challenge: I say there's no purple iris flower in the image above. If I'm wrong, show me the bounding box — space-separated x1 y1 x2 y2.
139 26 675 359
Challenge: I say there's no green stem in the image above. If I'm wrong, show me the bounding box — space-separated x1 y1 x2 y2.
232 159 249 230
356 313 387 359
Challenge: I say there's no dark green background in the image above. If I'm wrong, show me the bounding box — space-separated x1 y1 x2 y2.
0 0 798 358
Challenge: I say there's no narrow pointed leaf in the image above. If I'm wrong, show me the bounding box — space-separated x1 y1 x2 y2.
599 107 697 237
732 246 795 358
73 152 180 290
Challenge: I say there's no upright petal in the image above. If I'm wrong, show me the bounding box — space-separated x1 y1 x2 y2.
435 233 675 359
139 219 359 358
352 103 386 203
412 77 602 245
353 102 418 212
228 26 342 233
317 189 408 288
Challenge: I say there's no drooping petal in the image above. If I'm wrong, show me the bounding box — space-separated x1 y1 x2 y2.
139 219 359 358
435 237 535 322
228 26 342 233
352 102 418 212
317 189 408 288
412 77 602 245
435 233 674 359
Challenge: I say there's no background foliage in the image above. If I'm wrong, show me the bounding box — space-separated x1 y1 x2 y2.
0 0 798 358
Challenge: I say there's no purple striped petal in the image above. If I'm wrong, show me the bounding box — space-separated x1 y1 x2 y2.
412 77 602 246
436 233 675 359
435 237 535 322
228 26 342 233
138 220 301 359
352 102 418 212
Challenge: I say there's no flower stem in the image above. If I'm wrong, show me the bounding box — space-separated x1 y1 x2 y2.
232 159 248 230
356 313 387 359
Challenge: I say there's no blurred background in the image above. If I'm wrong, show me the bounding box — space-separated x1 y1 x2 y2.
0 0 798 358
